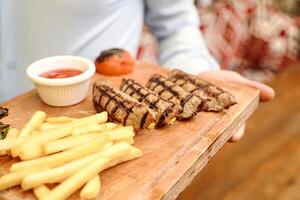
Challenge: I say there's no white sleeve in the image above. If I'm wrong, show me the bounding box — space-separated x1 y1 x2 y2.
145 0 220 74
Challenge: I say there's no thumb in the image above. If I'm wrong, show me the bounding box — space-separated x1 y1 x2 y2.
245 80 275 102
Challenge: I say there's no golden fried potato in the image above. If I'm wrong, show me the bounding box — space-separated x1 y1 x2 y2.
72 122 117 136
39 122 64 132
0 128 19 156
22 142 113 189
41 157 108 200
19 111 46 137
41 142 131 200
46 116 76 123
43 133 100 155
80 175 101 200
103 126 135 141
11 135 109 172
0 165 47 191
33 185 50 199
104 146 143 170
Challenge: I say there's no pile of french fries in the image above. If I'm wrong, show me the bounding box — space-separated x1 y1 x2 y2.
0 111 142 200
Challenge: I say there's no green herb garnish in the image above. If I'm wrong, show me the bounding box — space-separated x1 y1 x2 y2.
0 107 8 120
0 107 9 139
0 122 9 139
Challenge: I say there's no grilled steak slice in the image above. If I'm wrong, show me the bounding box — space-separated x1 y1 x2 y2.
168 69 236 111
146 74 203 120
120 79 182 127
93 81 156 130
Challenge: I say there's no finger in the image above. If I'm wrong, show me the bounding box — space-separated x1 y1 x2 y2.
225 75 275 102
245 80 275 102
228 124 246 143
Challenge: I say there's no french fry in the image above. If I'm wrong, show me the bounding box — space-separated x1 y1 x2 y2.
18 140 43 160
43 114 103 132
68 112 108 127
19 117 106 159
41 142 130 200
33 185 50 199
38 112 108 144
41 157 108 200
21 142 123 190
0 137 28 151
1 112 108 154
72 122 117 136
100 141 113 150
121 126 134 132
40 122 63 132
103 127 135 142
22 152 100 189
44 124 131 155
121 137 135 145
31 130 41 135
11 135 109 172
99 142 131 160
105 122 118 131
18 124 80 159
19 111 46 137
104 146 143 170
6 128 19 138
46 116 76 123
0 128 19 156
19 126 73 159
11 147 21 158
43 133 100 155
0 165 47 191
3 133 62 159
6 126 71 159
0 111 142 199
72 123 103 136
10 152 17 158
80 175 101 200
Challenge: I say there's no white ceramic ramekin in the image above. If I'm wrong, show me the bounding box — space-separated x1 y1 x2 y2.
27 56 95 107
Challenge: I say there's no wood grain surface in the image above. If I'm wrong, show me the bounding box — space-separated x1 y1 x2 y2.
0 62 259 200
178 63 300 200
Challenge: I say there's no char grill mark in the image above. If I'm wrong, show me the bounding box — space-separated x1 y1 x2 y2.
120 79 181 127
123 107 133 126
168 69 236 111
95 48 124 63
156 104 174 128
93 81 155 130
146 74 203 120
95 85 133 124
140 111 149 129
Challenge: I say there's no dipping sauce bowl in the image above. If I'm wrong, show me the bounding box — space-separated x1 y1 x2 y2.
27 56 95 107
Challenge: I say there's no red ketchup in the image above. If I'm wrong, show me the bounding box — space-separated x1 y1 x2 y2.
40 68 83 79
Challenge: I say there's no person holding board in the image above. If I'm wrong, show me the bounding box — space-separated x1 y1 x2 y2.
0 0 274 141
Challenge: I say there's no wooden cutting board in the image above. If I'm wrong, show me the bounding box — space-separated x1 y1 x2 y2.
0 62 259 200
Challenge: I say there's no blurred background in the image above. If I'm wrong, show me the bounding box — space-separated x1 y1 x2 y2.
138 0 300 199
138 0 300 83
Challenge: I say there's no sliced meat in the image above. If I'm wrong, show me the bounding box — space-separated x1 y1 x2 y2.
93 81 156 130
120 79 182 127
146 74 203 120
168 69 236 111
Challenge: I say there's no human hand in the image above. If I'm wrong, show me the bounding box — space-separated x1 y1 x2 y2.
198 70 275 142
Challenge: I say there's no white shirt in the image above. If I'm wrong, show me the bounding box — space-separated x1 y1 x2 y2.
0 0 219 102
